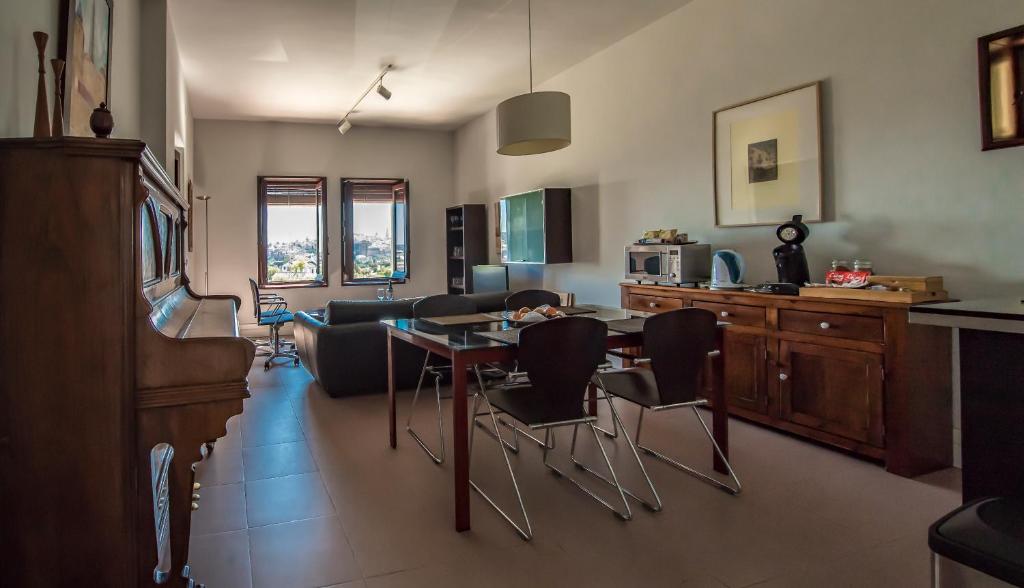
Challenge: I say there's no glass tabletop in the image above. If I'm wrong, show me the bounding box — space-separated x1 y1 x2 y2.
381 304 639 351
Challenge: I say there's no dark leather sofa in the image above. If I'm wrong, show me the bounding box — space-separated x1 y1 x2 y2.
293 291 510 397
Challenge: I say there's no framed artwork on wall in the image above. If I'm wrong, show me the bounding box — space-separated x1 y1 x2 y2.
58 0 114 137
978 24 1024 151
713 81 823 227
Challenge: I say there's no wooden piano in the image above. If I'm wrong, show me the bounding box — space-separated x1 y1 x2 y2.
0 138 255 587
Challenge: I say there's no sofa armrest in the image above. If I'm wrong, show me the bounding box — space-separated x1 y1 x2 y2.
293 313 426 397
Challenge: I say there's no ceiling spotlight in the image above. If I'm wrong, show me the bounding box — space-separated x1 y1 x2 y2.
377 83 392 101
338 119 352 135
337 64 393 138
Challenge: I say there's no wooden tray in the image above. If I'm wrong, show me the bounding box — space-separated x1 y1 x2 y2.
420 313 504 326
866 275 944 292
799 287 949 304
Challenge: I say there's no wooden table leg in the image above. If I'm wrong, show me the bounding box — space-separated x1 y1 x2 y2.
451 353 471 532
387 330 397 449
711 333 729 474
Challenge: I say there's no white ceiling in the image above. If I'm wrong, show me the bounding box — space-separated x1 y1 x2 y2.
169 0 692 130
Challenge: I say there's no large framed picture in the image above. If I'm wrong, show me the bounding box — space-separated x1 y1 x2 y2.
58 0 114 137
713 81 823 227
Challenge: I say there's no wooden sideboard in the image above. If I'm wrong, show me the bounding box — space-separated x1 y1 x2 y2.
620 283 952 477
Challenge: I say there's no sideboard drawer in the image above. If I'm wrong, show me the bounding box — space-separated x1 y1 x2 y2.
693 301 766 328
628 294 683 313
779 309 884 342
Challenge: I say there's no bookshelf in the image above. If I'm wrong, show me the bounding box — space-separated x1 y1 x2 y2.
445 204 487 294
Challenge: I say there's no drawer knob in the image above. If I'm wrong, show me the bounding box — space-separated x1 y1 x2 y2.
649 302 657 308
192 493 201 501
191 501 200 511
819 322 831 330
720 311 730 317
193 482 201 491
778 372 789 381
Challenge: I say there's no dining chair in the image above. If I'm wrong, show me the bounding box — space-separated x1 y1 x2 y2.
407 294 478 464
470 316 631 540
248 278 299 370
591 308 741 495
504 289 562 310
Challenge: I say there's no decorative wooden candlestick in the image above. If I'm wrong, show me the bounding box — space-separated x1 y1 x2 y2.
32 31 50 139
51 59 65 137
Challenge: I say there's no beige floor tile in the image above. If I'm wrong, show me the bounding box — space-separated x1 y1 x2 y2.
192 360 963 588
195 443 245 487
190 482 247 536
187 530 253 588
241 409 306 448
243 440 318 481
248 516 362 588
245 471 335 528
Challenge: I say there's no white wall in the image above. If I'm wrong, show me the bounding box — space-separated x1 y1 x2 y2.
192 119 455 326
454 0 1024 306
1 0 141 139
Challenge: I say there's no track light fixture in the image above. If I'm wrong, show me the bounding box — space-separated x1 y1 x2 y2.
337 64 393 136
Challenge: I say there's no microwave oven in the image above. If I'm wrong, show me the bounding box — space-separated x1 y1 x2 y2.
624 244 711 285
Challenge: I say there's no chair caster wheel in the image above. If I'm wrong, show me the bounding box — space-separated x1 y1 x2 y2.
293 358 300 366
264 363 270 371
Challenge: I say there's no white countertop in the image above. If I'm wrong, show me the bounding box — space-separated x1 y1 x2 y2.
909 298 1024 334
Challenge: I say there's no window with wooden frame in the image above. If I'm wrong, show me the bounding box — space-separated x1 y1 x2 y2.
257 176 328 287
341 178 410 285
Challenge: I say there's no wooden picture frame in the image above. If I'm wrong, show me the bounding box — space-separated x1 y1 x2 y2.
978 24 1024 151
58 0 114 137
713 81 823 227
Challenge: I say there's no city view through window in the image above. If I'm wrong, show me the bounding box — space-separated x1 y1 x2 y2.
351 201 395 279
265 204 322 283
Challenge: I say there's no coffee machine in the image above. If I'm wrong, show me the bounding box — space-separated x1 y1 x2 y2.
772 214 811 285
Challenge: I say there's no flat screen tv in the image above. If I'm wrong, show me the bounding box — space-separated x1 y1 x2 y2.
471 264 508 293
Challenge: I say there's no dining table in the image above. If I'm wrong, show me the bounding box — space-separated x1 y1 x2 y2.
383 304 731 532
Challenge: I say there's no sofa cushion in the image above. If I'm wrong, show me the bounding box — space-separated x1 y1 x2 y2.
324 298 420 325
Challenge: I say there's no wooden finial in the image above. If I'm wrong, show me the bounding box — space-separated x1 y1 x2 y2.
32 31 50 139
51 59 65 137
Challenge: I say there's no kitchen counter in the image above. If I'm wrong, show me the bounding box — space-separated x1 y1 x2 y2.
909 298 1024 334
910 297 1024 502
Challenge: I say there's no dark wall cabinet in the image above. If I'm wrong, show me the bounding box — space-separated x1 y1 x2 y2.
620 284 953 478
498 188 572 264
445 204 487 294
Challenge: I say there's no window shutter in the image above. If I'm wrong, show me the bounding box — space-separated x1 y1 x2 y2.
265 178 323 206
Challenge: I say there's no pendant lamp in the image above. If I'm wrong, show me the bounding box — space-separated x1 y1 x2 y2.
496 0 571 156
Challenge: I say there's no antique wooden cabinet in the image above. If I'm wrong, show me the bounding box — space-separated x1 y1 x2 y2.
620 283 952 477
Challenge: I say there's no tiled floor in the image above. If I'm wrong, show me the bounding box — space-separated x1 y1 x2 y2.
189 355 960 588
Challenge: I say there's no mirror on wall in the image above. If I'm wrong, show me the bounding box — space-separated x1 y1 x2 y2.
979 25 1024 150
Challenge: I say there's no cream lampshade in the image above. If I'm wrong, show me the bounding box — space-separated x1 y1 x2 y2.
496 91 571 156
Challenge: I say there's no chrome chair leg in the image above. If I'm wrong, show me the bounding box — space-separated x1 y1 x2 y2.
407 353 446 465
635 405 742 495
263 323 299 370
543 425 632 521
497 417 554 450
471 367 521 454
569 392 662 512
469 392 533 541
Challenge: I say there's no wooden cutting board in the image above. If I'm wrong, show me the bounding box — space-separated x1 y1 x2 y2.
799 287 949 303
866 275 944 292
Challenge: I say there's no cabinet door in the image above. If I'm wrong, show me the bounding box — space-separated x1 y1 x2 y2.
502 194 526 263
723 332 769 414
778 341 884 447
522 190 545 262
